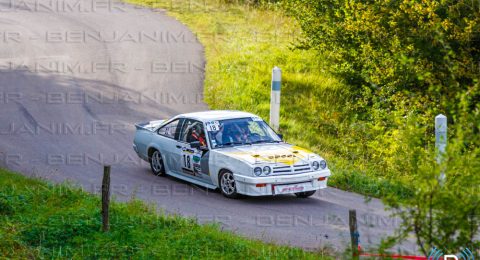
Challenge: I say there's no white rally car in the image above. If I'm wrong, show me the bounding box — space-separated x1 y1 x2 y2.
133 110 331 198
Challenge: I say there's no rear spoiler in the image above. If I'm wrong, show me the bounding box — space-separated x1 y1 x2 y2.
135 120 166 131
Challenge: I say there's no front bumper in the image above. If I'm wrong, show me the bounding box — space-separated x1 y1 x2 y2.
233 169 331 196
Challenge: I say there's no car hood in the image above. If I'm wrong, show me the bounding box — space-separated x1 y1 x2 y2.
214 143 320 166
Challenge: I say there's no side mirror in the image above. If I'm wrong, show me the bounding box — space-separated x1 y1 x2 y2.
277 134 283 140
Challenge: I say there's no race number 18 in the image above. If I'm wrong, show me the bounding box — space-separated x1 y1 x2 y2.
183 154 191 169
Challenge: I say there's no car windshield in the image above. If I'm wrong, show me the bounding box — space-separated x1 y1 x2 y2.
205 117 281 148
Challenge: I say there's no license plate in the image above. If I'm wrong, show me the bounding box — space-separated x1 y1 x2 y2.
274 182 312 195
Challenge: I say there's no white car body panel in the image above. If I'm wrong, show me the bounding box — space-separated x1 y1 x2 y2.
133 110 331 196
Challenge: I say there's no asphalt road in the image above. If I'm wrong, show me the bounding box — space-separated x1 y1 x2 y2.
0 0 418 254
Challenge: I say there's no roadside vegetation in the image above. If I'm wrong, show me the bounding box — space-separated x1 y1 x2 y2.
0 168 327 259
126 0 407 198
126 0 480 255
278 0 480 255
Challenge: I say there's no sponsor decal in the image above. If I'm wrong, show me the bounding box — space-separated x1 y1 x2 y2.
226 148 309 165
280 185 304 193
192 155 201 163
193 164 202 174
205 121 220 132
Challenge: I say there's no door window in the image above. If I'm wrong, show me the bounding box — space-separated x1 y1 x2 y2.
179 119 207 147
178 119 207 175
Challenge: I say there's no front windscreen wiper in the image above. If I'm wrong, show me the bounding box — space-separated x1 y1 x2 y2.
251 140 268 144
217 141 246 147
251 140 281 144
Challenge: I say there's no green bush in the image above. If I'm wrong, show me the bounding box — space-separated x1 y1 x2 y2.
282 0 480 254
284 0 480 103
381 105 480 256
283 0 480 167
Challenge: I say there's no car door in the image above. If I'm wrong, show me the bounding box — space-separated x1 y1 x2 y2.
153 118 184 174
174 118 213 184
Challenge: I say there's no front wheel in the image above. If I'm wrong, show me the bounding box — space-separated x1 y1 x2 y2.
150 150 165 176
219 170 239 199
295 190 316 198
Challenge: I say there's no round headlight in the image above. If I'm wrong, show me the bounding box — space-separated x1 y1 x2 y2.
263 166 271 175
319 160 327 169
254 167 262 176
312 161 320 170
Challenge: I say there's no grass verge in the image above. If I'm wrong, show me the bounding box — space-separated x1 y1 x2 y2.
124 0 411 199
0 168 329 258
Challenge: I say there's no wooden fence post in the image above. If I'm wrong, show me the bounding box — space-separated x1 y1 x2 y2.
102 165 111 232
349 209 359 259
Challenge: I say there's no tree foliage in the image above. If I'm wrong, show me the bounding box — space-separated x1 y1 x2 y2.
284 0 479 114
283 0 480 254
382 100 480 255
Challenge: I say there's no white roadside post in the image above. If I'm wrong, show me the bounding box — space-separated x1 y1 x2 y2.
435 114 447 182
270 66 282 131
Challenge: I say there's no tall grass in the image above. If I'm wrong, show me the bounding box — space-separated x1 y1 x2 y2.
0 168 328 258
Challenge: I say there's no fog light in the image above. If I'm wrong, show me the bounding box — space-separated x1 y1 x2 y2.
256 183 267 187
318 177 327 181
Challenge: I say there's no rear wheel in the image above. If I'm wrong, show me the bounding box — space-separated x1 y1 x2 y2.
219 170 239 199
149 150 165 176
295 190 316 198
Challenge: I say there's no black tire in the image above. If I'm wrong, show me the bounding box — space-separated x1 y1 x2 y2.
219 170 239 199
295 190 316 198
149 150 166 176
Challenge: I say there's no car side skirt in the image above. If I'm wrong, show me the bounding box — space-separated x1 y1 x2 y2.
166 170 218 190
